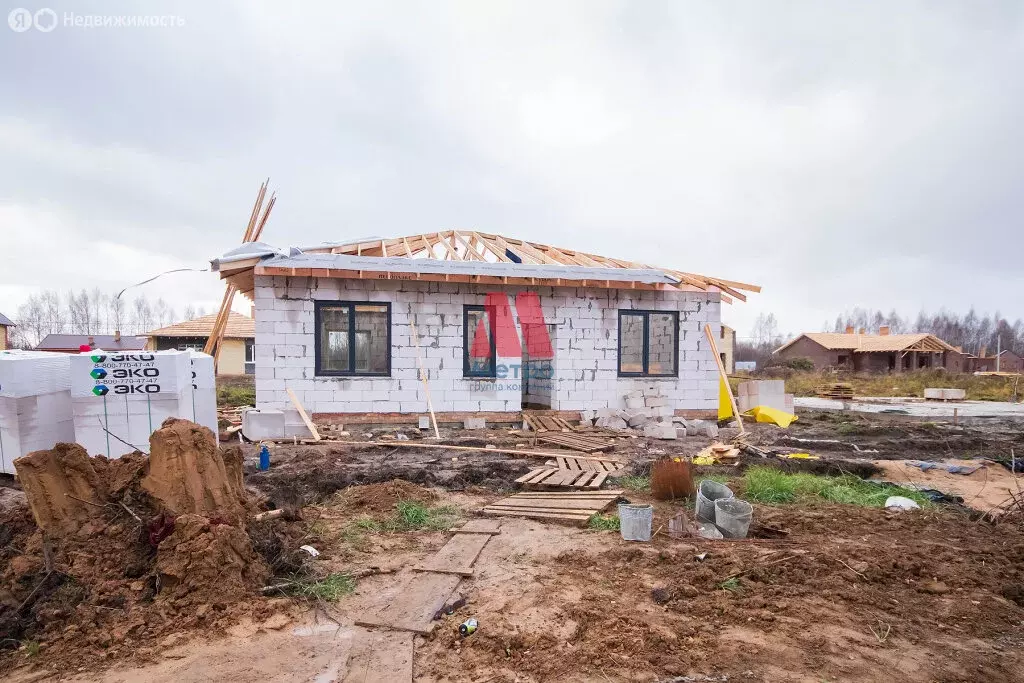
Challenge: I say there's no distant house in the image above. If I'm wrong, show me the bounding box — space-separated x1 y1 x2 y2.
146 312 255 376
970 350 1023 374
774 326 961 372
0 312 14 350
36 333 148 353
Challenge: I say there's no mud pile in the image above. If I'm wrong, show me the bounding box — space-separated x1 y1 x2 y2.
333 479 438 516
0 418 269 672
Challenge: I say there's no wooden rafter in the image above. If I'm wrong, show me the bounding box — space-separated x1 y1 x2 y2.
451 230 485 261
228 228 760 302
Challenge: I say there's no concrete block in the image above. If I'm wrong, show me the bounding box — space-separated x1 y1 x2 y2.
644 396 669 407
625 396 646 409
643 422 677 439
642 386 662 397
625 390 644 400
627 413 651 428
596 415 628 430
242 409 285 440
463 417 486 430
703 422 720 438
418 416 431 430
652 405 674 418
943 388 966 400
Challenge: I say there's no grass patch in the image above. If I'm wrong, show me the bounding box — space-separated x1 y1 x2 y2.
742 466 931 508
698 473 732 486
587 514 621 531
617 475 651 492
217 383 256 408
283 572 355 601
353 502 463 534
21 640 40 658
718 577 743 593
769 369 1022 402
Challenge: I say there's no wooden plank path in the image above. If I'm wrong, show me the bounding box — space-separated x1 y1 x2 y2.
482 490 623 525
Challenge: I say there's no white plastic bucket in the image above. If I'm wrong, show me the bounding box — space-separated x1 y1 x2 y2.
618 503 653 542
696 480 734 522
714 498 753 539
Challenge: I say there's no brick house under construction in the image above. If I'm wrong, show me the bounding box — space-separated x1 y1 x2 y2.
774 326 962 373
211 231 759 423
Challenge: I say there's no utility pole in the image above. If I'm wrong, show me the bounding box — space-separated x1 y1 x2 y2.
997 334 1002 372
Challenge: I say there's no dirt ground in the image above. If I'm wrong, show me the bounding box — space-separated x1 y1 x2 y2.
4 410 1024 681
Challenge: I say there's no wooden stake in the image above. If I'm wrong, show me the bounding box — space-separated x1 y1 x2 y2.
704 323 744 435
337 440 623 462
287 387 321 441
409 319 441 438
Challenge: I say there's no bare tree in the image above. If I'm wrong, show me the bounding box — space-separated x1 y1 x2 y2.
130 296 154 334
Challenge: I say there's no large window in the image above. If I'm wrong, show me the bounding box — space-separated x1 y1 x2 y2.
463 304 496 377
315 301 390 376
618 310 679 377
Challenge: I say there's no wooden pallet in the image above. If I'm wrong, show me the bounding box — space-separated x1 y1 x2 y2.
816 383 854 399
545 455 624 472
482 490 624 525
522 412 575 432
535 432 616 453
515 467 610 490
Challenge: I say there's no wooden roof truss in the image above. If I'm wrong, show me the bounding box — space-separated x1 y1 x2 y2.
292 230 760 302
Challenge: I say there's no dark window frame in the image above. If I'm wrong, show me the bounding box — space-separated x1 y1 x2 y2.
314 300 392 377
617 309 680 377
463 304 497 378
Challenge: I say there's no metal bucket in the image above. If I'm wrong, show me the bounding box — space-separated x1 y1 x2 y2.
714 498 753 539
696 480 734 522
618 503 653 542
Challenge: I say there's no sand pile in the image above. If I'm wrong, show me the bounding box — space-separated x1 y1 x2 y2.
0 418 270 672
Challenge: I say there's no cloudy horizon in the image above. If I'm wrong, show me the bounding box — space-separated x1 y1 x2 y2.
2 0 1023 341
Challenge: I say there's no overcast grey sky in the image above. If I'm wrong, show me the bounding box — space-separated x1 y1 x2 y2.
2 1 1023 338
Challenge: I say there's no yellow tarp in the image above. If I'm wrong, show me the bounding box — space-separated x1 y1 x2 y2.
719 376 733 419
747 405 799 428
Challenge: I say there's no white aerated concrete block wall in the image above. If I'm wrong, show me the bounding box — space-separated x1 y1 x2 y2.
252 276 722 416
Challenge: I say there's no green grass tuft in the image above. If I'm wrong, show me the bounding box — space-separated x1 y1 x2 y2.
617 475 651 492
287 572 355 601
21 640 40 658
718 577 743 593
587 514 621 531
742 466 930 508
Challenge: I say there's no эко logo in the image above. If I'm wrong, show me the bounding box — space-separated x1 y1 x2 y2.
91 354 107 363
90 368 107 380
92 385 109 397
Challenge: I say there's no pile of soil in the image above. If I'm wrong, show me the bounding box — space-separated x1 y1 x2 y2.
0 419 273 675
332 480 438 516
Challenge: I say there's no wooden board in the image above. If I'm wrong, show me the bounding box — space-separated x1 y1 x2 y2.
455 519 502 535
517 468 612 490
355 572 461 634
482 490 622 526
287 387 321 441
536 433 616 453
341 629 413 683
413 533 490 576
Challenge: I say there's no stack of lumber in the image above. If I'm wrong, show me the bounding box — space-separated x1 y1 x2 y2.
482 490 623 525
816 382 854 399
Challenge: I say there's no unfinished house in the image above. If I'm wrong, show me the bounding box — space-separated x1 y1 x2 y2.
774 326 960 372
211 231 759 424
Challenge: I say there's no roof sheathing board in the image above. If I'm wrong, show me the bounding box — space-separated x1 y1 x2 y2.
255 253 677 284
